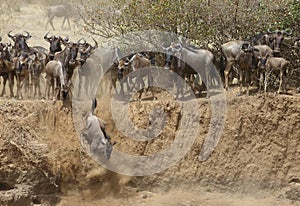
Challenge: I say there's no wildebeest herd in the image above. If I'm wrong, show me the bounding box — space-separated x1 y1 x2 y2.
0 31 98 102
0 27 298 106
0 28 298 161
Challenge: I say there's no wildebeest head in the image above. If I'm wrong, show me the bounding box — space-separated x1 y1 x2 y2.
294 38 300 48
78 38 98 65
30 52 45 77
8 31 31 54
163 42 182 69
241 42 260 53
267 27 292 53
117 57 131 80
44 32 69 59
17 52 32 72
257 53 271 69
248 33 271 46
66 41 80 65
0 43 12 61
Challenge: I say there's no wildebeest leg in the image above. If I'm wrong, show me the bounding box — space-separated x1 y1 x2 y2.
264 70 270 95
29 72 33 98
237 69 243 96
53 77 58 101
19 76 26 100
46 76 53 100
46 15 56 30
1 75 7 97
8 73 14 98
146 72 156 100
33 78 36 98
282 72 287 93
66 17 71 30
205 66 210 99
224 62 233 91
25 75 32 99
278 69 284 94
62 17 66 30
23 76 28 99
16 75 21 99
136 73 144 100
245 69 250 96
37 77 42 98
259 71 264 93
45 77 49 99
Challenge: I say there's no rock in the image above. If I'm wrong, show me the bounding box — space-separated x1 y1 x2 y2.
139 191 153 199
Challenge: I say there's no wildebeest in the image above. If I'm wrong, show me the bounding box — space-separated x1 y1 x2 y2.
267 27 292 55
53 40 82 86
221 40 262 96
14 52 35 99
0 44 10 97
31 52 46 98
0 44 15 98
7 31 32 57
44 32 69 60
163 42 216 98
78 38 98 65
44 60 65 101
263 57 289 94
253 45 274 92
81 98 116 160
247 27 292 55
76 47 121 100
117 53 156 100
45 3 72 30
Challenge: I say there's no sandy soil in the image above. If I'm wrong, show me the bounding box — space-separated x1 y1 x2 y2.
0 1 300 206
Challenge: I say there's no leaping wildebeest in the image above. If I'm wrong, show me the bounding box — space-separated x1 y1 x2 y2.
81 98 116 160
45 3 72 30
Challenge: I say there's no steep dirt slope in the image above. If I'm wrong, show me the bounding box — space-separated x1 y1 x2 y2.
0 93 299 205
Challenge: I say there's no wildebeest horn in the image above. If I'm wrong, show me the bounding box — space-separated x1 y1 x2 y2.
44 32 50 39
8 31 14 38
267 25 276 34
161 41 169 51
284 28 292 35
24 31 31 38
92 37 98 48
161 46 168 51
174 43 182 52
178 36 184 45
77 37 86 44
